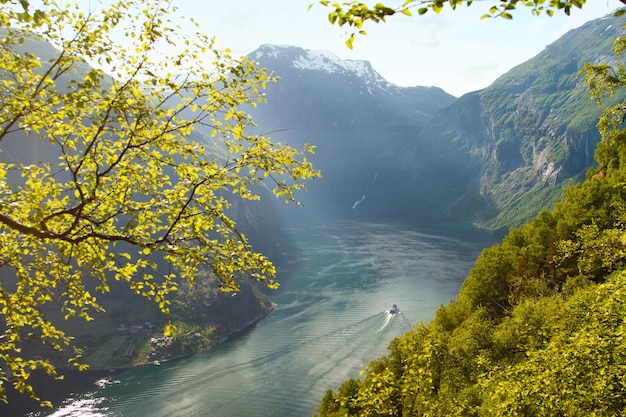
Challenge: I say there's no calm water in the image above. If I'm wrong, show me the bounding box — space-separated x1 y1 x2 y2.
27 217 494 417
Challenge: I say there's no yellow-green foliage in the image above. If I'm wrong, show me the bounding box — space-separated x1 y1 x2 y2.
0 0 320 406
315 0 592 48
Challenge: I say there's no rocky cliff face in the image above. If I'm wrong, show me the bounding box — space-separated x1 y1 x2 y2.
428 14 625 227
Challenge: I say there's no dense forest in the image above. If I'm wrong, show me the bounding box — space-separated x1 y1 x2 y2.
316 22 626 417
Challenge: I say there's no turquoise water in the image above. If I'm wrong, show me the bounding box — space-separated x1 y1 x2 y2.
31 217 495 417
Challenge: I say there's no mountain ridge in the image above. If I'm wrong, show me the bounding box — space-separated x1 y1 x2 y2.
251 44 451 99
247 11 626 228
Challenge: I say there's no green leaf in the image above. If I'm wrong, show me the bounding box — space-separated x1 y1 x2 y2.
345 33 355 49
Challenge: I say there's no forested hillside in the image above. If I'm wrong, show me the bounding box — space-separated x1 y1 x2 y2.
317 116 626 417
316 23 626 416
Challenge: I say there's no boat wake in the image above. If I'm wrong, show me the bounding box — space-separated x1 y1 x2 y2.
377 305 400 332
377 311 395 333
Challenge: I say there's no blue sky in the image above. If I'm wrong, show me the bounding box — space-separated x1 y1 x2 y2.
171 1 618 97
68 1 620 97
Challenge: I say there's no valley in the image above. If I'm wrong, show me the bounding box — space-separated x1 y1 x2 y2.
2 4 626 416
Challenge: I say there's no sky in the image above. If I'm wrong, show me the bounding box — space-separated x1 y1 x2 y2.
165 0 620 97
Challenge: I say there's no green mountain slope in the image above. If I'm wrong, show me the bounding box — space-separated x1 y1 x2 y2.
417 13 626 228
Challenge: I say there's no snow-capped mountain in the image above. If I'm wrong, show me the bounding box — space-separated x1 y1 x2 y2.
246 44 460 217
248 44 455 131
251 44 392 94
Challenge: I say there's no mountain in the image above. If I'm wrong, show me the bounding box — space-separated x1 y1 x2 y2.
249 44 455 127
247 45 457 216
248 13 626 228
424 14 626 228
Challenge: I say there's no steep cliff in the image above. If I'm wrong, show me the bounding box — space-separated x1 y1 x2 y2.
408 13 626 227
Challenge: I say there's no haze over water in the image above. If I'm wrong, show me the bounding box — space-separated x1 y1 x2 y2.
29 216 495 417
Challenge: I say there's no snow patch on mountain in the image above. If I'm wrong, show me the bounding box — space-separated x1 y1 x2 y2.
293 49 383 81
251 44 391 93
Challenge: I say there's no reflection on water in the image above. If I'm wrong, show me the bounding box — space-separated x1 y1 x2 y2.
25 217 494 417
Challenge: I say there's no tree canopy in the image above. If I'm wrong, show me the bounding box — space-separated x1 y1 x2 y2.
315 0 626 48
0 0 319 405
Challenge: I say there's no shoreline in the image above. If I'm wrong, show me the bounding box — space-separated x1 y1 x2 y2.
132 302 277 369
84 301 277 372
0 304 277 416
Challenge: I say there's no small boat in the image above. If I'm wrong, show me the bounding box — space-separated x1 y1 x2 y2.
389 304 398 314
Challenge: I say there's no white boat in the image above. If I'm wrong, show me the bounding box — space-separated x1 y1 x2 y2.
389 304 398 314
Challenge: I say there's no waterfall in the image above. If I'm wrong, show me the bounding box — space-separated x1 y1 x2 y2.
351 173 379 210
351 194 366 209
